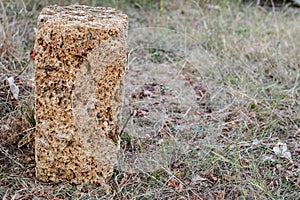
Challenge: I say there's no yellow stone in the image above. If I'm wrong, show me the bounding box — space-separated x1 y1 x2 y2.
34 5 128 184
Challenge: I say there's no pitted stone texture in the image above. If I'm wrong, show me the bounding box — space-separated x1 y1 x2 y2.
34 5 127 184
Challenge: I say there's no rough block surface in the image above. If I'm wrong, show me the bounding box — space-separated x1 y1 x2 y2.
34 5 128 184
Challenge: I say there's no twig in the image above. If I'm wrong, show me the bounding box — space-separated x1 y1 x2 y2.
119 110 136 135
15 58 32 78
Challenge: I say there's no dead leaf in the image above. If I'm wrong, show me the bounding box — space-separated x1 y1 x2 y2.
263 154 275 162
176 183 184 193
7 76 19 100
175 170 184 177
30 49 35 60
191 174 207 185
167 178 177 188
252 138 260 146
273 142 292 159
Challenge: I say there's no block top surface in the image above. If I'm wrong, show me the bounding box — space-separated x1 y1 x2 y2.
38 5 127 29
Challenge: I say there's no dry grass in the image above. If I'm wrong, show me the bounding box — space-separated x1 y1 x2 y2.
0 0 299 199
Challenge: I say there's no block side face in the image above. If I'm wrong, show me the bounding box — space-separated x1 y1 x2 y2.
34 5 127 184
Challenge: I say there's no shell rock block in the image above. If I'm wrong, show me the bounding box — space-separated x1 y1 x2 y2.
34 5 128 184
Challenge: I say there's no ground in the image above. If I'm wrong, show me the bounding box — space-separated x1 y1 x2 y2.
0 0 299 199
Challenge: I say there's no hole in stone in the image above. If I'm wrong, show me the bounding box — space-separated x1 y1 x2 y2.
97 172 103 177
58 97 62 105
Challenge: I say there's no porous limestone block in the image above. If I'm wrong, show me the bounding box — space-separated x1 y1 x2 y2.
34 5 128 184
